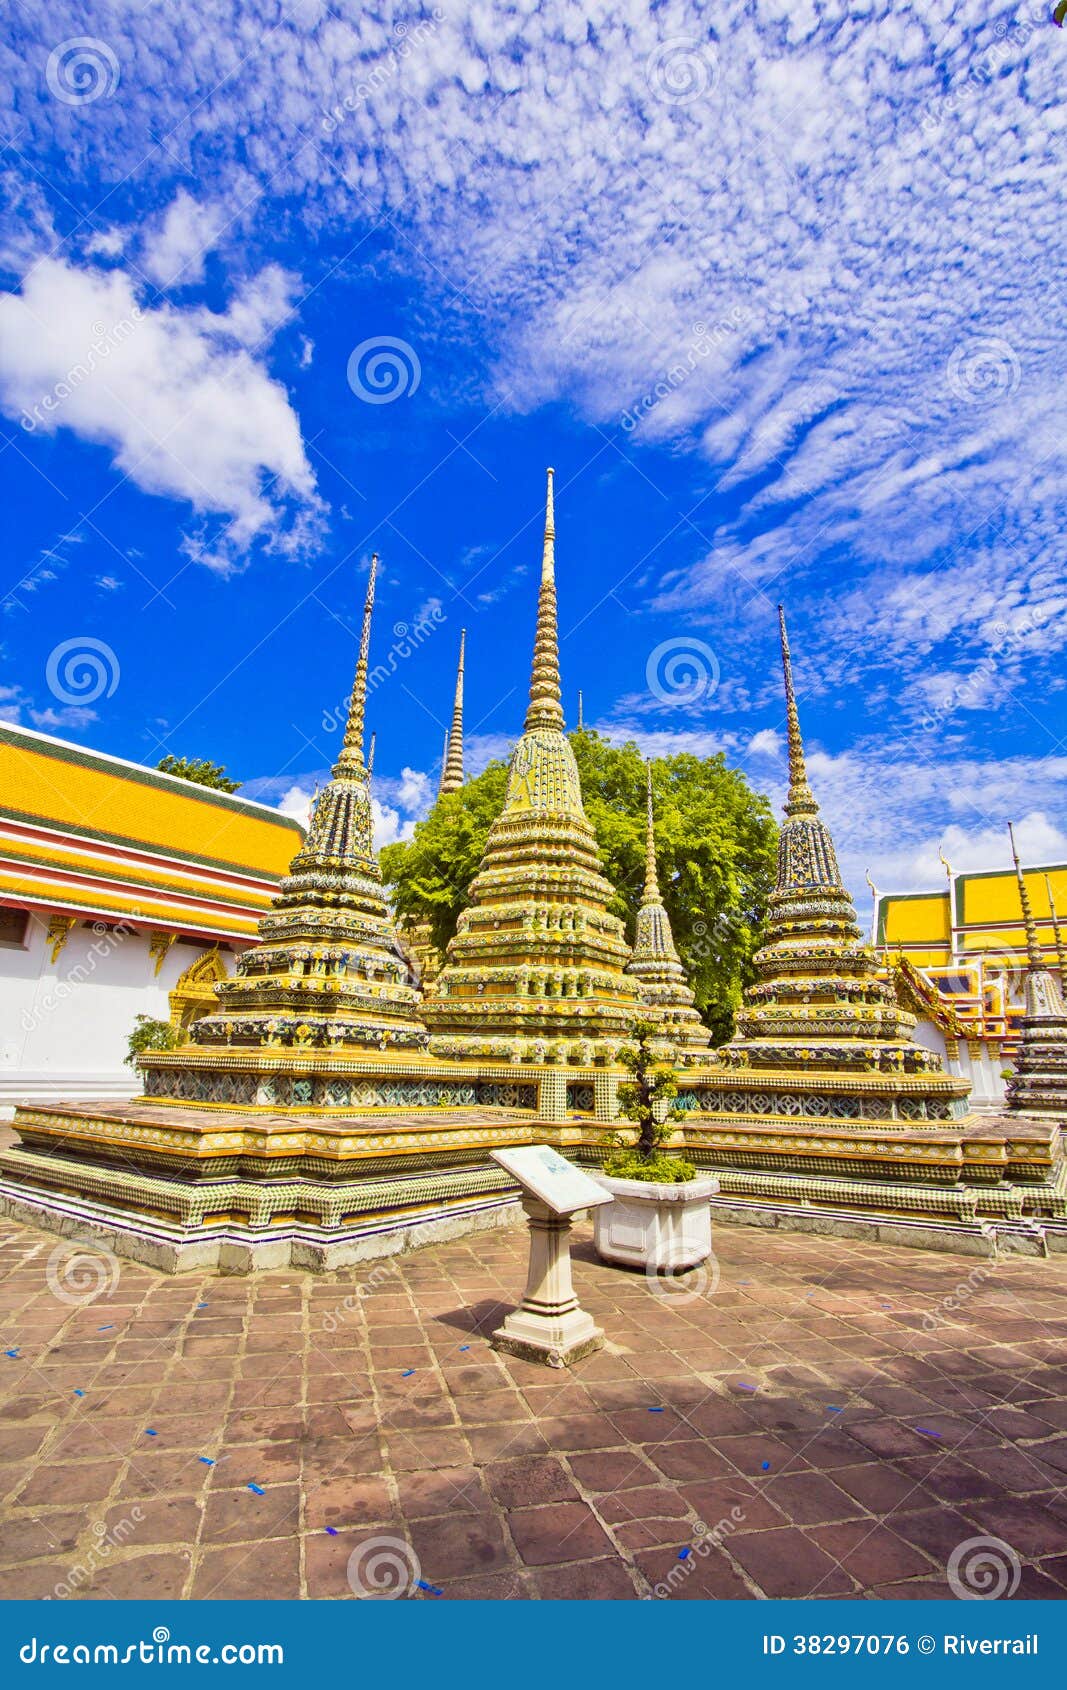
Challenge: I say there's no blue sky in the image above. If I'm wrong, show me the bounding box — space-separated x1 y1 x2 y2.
1 0 1065 908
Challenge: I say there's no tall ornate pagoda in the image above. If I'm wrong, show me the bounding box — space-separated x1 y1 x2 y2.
624 764 710 1061
1005 823 1067 1119
708 606 971 1122
152 553 431 1086
421 470 642 1069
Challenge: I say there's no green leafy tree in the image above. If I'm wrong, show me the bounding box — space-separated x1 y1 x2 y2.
602 1020 696 1183
125 1014 181 1068
156 755 241 793
381 729 777 1043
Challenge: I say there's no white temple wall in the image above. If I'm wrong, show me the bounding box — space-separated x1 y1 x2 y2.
911 1015 1006 1113
0 915 234 1114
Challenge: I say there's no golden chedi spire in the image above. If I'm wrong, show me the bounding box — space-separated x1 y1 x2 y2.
1045 874 1067 980
713 604 970 1126
525 468 564 732
624 762 710 1060
421 469 640 1065
184 552 428 1063
336 553 377 775
439 629 466 795
1005 825 1067 1117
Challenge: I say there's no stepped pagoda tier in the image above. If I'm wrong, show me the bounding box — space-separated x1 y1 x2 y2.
624 764 711 1062
1005 824 1067 1118
150 555 430 1070
421 470 642 1064
710 607 971 1124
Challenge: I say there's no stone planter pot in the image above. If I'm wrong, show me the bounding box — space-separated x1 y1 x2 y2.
592 1174 720 1271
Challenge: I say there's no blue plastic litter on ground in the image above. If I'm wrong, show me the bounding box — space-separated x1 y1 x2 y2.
145 1429 157 1437
248 1483 265 1494
198 1456 215 1465
459 1345 471 1352
736 1383 757 1392
98 1324 114 1330
5 1350 18 1358
416 1580 444 1596
324 1527 338 1536
678 1548 691 1560
826 1405 843 1413
73 1389 85 1397
197 1303 209 1310
916 1427 942 1438
647 1406 664 1413
401 1369 415 1377
761 1462 771 1471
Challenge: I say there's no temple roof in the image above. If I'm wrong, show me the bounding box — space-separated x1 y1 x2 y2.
0 721 302 940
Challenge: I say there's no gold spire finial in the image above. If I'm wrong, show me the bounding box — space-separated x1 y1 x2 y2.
577 689 584 732
440 629 466 794
777 604 816 817
1009 822 1044 971
524 468 564 732
1045 875 1067 979
642 761 660 904
338 554 377 772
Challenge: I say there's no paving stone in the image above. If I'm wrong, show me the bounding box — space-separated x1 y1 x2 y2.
809 1520 937 1586
5 1212 1067 1601
408 1511 513 1579
528 1558 638 1599
193 1539 300 1599
729 1526 855 1597
507 1501 616 1565
483 1456 579 1509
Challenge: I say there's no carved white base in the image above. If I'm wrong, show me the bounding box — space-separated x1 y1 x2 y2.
491 1195 604 1367
592 1174 719 1270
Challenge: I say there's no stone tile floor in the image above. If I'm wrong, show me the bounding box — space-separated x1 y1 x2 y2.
3 1211 1067 1601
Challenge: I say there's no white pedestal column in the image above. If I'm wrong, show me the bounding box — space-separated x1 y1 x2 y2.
492 1193 604 1369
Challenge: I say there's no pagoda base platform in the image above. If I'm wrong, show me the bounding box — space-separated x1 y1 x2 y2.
4 1094 1067 1270
0 1139 528 1273
571 1112 1067 1258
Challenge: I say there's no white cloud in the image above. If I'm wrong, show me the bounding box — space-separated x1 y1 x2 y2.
141 190 229 288
0 257 321 567
276 783 316 824
29 704 98 731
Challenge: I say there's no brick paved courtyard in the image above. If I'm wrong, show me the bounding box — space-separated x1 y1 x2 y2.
3 1209 1067 1601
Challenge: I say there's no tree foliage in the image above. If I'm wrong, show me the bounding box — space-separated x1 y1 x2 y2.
381 729 777 1044
603 1020 695 1183
157 755 241 792
125 1014 181 1068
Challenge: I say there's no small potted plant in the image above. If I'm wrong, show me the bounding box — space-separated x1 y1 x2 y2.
593 1021 719 1270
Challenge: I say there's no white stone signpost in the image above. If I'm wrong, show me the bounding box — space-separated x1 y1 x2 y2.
490 1145 613 1369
